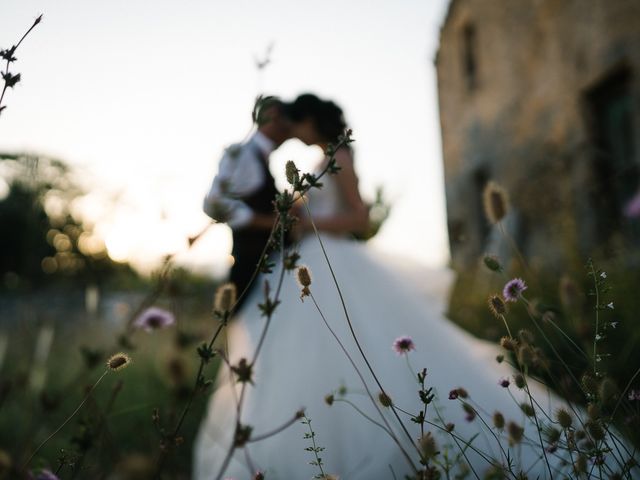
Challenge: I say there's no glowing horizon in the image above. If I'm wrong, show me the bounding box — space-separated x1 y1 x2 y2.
1 0 451 277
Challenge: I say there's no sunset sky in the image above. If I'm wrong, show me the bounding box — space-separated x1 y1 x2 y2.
1 0 450 277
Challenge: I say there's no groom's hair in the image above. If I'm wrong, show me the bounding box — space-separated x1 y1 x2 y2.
286 93 346 143
254 95 289 127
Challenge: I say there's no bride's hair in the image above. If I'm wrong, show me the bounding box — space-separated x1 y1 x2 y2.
287 93 347 144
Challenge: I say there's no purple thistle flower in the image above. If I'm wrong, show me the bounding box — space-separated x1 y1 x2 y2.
133 307 175 332
448 389 459 400
34 471 60 480
498 377 510 388
392 336 415 355
624 190 640 218
503 278 527 302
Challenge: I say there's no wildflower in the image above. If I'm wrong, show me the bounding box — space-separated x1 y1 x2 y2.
482 181 509 224
285 160 300 186
556 408 573 428
496 354 504 363
611 321 619 329
503 278 527 302
392 336 415 355
493 412 505 429
628 390 640 401
607 302 614 310
107 352 131 371
600 271 607 279
483 254 502 272
487 295 507 318
498 377 510 388
296 265 312 299
214 282 237 315
254 472 265 480
448 389 459 400
133 307 175 332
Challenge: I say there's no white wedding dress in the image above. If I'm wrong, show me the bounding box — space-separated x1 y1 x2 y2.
193 174 625 479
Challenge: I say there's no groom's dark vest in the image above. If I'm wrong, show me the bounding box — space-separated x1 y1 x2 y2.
229 143 279 310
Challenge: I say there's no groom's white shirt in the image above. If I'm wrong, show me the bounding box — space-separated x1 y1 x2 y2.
203 131 276 229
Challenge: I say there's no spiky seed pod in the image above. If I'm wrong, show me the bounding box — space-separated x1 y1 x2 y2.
556 408 573 429
598 377 618 408
514 373 526 389
520 403 535 417
296 265 312 299
574 455 587 475
488 295 508 318
107 353 131 371
214 282 237 313
378 392 393 407
582 373 599 396
507 421 524 444
500 336 517 352
546 427 561 443
483 181 509 224
419 432 439 460
517 344 535 367
483 255 503 272
587 403 601 421
493 412 505 430
587 421 605 442
518 329 535 345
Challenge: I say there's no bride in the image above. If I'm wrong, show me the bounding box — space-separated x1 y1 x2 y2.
194 95 632 479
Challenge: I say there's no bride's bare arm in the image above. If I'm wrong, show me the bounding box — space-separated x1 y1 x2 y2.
303 148 369 236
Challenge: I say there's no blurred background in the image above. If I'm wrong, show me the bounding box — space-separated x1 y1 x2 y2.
1 0 640 478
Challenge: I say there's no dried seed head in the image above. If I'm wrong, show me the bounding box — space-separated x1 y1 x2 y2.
587 403 601 421
296 265 312 287
556 408 573 428
107 353 131 372
493 411 505 430
488 295 507 318
598 377 618 406
483 181 509 224
419 432 438 459
574 455 587 475
214 282 237 313
324 394 334 406
483 254 503 272
378 391 393 407
507 421 524 445
285 160 300 186
500 336 517 352
587 421 605 441
582 373 599 396
296 265 312 299
520 403 535 417
518 329 534 345
517 344 534 367
513 373 526 389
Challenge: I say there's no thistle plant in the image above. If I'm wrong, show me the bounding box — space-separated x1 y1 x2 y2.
0 14 42 117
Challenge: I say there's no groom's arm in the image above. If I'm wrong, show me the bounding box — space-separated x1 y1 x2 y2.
203 145 276 231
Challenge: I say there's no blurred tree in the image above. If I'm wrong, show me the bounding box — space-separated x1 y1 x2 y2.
0 152 135 289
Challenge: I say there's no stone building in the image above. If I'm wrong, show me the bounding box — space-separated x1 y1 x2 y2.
436 0 640 274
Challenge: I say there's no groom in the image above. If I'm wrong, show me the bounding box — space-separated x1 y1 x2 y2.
203 97 293 310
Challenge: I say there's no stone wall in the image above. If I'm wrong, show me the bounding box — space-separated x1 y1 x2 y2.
436 0 640 273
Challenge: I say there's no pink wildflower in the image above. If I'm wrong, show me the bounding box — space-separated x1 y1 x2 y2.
392 336 415 355
133 307 175 332
503 278 527 302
